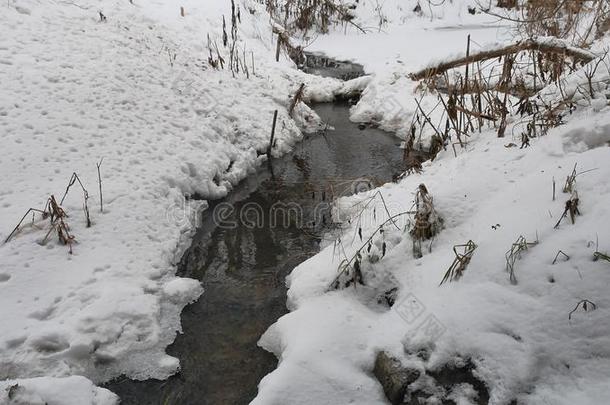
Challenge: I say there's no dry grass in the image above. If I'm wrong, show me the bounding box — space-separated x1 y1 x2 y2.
439 240 478 285
329 191 413 290
263 0 363 35
5 195 75 254
505 234 538 284
409 33 602 153
4 172 96 254
481 0 609 47
409 0 610 152
410 184 442 258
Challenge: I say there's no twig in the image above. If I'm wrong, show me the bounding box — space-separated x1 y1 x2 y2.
415 97 444 141
60 172 91 227
329 211 410 290
505 234 538 284
410 37 595 80
96 158 104 213
554 191 580 228
4 208 48 243
562 163 577 193
267 110 278 157
552 250 569 264
568 299 596 320
593 251 610 262
349 190 402 237
439 240 477 285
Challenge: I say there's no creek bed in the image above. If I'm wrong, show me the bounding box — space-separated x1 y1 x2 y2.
105 58 409 405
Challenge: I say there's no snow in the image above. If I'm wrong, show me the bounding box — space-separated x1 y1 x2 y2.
297 1 515 145
539 52 610 107
256 103 610 405
252 2 610 405
0 0 343 398
1 0 609 402
305 0 511 73
0 376 118 405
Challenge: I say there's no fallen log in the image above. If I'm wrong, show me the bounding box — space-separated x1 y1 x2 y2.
410 38 596 81
455 104 497 121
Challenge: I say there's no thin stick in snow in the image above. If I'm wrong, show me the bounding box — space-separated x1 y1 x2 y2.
4 208 47 243
563 163 578 193
60 172 91 228
593 251 610 262
568 299 596 320
267 110 278 157
97 158 104 213
275 36 281 62
552 250 569 264
464 34 471 92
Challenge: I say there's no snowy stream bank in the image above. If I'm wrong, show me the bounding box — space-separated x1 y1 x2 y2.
104 59 410 404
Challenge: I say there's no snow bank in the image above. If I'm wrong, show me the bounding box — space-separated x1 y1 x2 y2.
305 0 512 73
0 376 118 405
0 0 339 391
539 52 610 107
256 98 610 404
295 0 514 146
253 5 610 400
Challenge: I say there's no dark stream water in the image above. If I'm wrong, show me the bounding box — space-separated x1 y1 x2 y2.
105 58 408 405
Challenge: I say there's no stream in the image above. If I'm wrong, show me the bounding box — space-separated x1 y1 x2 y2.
105 56 409 405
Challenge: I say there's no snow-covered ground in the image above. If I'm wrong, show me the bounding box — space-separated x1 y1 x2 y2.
0 0 348 402
0 376 117 405
1 0 609 403
255 108 610 404
304 0 515 142
252 2 610 404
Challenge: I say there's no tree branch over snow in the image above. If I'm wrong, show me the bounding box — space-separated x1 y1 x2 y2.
410 38 596 81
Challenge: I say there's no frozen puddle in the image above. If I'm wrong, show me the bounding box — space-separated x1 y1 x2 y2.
105 59 409 404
